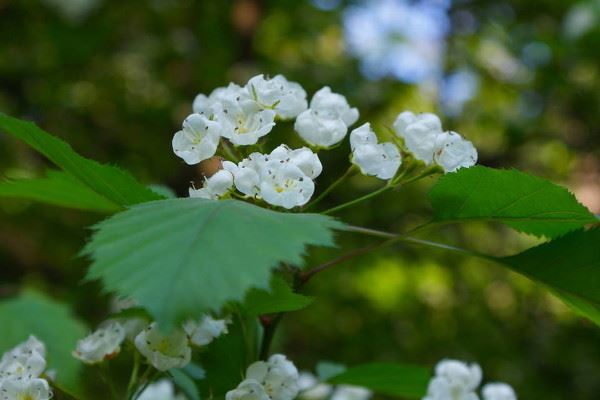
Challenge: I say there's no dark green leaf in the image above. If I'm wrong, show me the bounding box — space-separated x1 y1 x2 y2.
0 290 88 396
0 170 120 212
83 198 343 328
244 277 314 316
170 368 201 400
0 113 163 208
429 166 597 238
327 362 430 398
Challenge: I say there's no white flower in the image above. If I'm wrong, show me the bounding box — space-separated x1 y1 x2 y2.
393 111 443 164
0 336 47 380
134 323 191 371
225 155 264 197
189 169 234 200
260 163 315 209
246 354 300 400
267 145 322 179
0 378 52 400
330 385 372 400
247 74 308 119
193 83 250 117
183 315 229 346
138 379 187 400
423 359 482 400
218 99 276 146
350 123 401 180
433 131 478 173
298 372 332 400
226 379 271 400
294 86 359 147
73 322 126 365
481 383 517 400
172 113 222 165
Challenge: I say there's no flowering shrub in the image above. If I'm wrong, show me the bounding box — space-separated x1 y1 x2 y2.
0 73 598 399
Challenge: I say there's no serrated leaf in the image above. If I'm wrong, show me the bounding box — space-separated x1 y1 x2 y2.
244 277 314 316
428 166 597 238
327 363 430 398
499 228 600 320
0 290 88 396
83 198 343 328
0 113 162 208
0 170 120 212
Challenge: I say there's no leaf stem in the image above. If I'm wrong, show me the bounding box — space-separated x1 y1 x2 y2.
258 314 283 360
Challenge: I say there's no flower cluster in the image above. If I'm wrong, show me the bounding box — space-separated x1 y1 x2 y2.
0 336 53 400
298 372 371 400
73 306 229 372
175 74 479 210
226 354 300 400
423 359 517 400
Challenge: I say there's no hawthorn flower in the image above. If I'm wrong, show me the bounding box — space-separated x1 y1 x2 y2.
0 336 47 380
138 379 187 400
183 315 229 347
295 86 359 148
267 145 323 179
193 83 249 117
226 379 271 400
225 155 264 197
218 99 276 146
423 359 482 400
134 323 191 371
246 354 300 400
172 113 222 165
247 74 308 119
298 372 332 400
350 123 401 180
189 169 234 200
259 163 315 209
393 111 443 164
0 378 53 400
481 383 517 400
72 322 126 365
433 131 478 173
330 385 372 400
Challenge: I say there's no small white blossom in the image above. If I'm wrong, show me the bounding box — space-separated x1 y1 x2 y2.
134 323 191 371
330 385 372 400
218 99 276 146
107 297 148 341
298 372 332 400
0 378 52 400
350 123 401 180
193 83 250 117
226 379 271 400
433 131 478 173
393 111 443 164
423 359 482 400
225 155 264 197
73 322 126 365
260 163 315 209
267 145 322 179
247 74 308 119
481 383 517 400
172 113 221 165
189 169 234 200
138 379 187 400
183 315 229 346
294 86 359 147
246 354 300 400
0 336 47 380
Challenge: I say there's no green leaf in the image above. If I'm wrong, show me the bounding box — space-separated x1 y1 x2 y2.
327 363 430 398
169 368 201 400
244 277 314 316
83 198 343 328
316 361 346 381
428 166 597 238
0 170 120 212
499 228 600 321
0 113 162 208
0 290 88 396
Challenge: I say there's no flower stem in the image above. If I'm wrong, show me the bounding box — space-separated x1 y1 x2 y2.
258 314 283 360
304 165 356 211
125 351 141 399
322 184 393 215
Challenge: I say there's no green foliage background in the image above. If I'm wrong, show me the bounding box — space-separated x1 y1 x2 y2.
1 0 599 398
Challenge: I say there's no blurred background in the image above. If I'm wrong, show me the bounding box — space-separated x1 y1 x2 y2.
1 0 600 398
